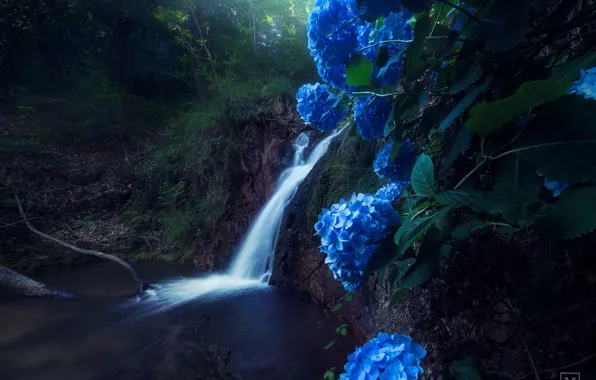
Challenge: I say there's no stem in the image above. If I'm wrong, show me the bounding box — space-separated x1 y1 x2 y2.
348 91 402 97
428 2 444 39
453 158 486 190
488 139 596 161
436 0 481 23
188 1 223 96
356 39 414 52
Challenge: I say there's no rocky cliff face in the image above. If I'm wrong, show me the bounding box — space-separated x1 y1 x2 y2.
194 95 309 271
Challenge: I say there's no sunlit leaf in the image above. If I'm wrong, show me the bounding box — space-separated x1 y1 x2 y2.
346 55 374 87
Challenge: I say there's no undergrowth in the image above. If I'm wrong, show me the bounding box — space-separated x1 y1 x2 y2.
307 125 382 227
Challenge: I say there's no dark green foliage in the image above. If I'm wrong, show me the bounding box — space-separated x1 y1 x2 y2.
405 12 432 82
450 356 484 380
410 154 436 198
534 186 596 239
465 81 572 137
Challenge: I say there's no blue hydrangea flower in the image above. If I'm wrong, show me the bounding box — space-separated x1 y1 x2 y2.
374 139 418 183
308 0 362 89
569 66 596 100
339 332 426 380
354 96 393 139
296 83 348 131
314 192 401 290
357 11 413 86
359 0 403 21
543 178 570 198
374 182 404 203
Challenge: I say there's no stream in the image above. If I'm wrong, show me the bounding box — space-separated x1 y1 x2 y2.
0 129 354 379
0 261 355 380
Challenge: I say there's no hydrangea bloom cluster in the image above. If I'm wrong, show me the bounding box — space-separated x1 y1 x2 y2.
358 11 413 86
354 96 394 139
308 0 361 89
543 178 570 198
373 139 418 184
569 66 596 100
359 0 403 21
296 83 348 132
374 182 403 203
314 188 401 290
339 332 426 380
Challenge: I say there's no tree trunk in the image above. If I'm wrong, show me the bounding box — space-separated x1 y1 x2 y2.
0 265 66 298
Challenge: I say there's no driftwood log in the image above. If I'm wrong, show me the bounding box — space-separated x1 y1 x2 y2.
0 264 69 297
10 194 150 296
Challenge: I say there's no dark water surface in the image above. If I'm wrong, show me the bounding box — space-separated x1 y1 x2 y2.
0 261 355 380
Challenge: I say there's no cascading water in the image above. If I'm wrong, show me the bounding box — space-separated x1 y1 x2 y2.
127 128 341 315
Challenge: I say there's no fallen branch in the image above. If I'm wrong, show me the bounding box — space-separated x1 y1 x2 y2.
0 265 70 298
13 194 150 296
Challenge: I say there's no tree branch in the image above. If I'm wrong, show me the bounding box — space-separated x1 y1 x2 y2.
13 194 150 295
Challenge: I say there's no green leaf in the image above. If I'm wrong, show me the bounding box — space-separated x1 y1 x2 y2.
533 186 596 239
440 79 489 132
378 51 404 82
453 220 491 241
449 60 481 94
517 96 596 182
481 0 531 51
344 293 354 302
398 243 447 289
346 55 374 87
395 207 451 256
394 216 434 256
384 105 395 137
443 125 471 169
451 356 484 380
550 52 596 82
340 327 347 336
393 258 417 285
392 94 419 136
428 25 459 60
324 340 336 350
411 154 436 198
331 303 343 312
465 80 573 137
436 190 535 214
402 0 433 13
389 288 406 306
493 155 542 223
365 229 400 272
494 155 541 197
375 46 391 69
324 368 336 380
406 12 432 81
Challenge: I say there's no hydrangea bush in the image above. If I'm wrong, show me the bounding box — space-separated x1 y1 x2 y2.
339 332 426 380
299 1 596 377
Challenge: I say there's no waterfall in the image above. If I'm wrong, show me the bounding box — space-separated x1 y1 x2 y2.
127 128 341 314
228 130 330 282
